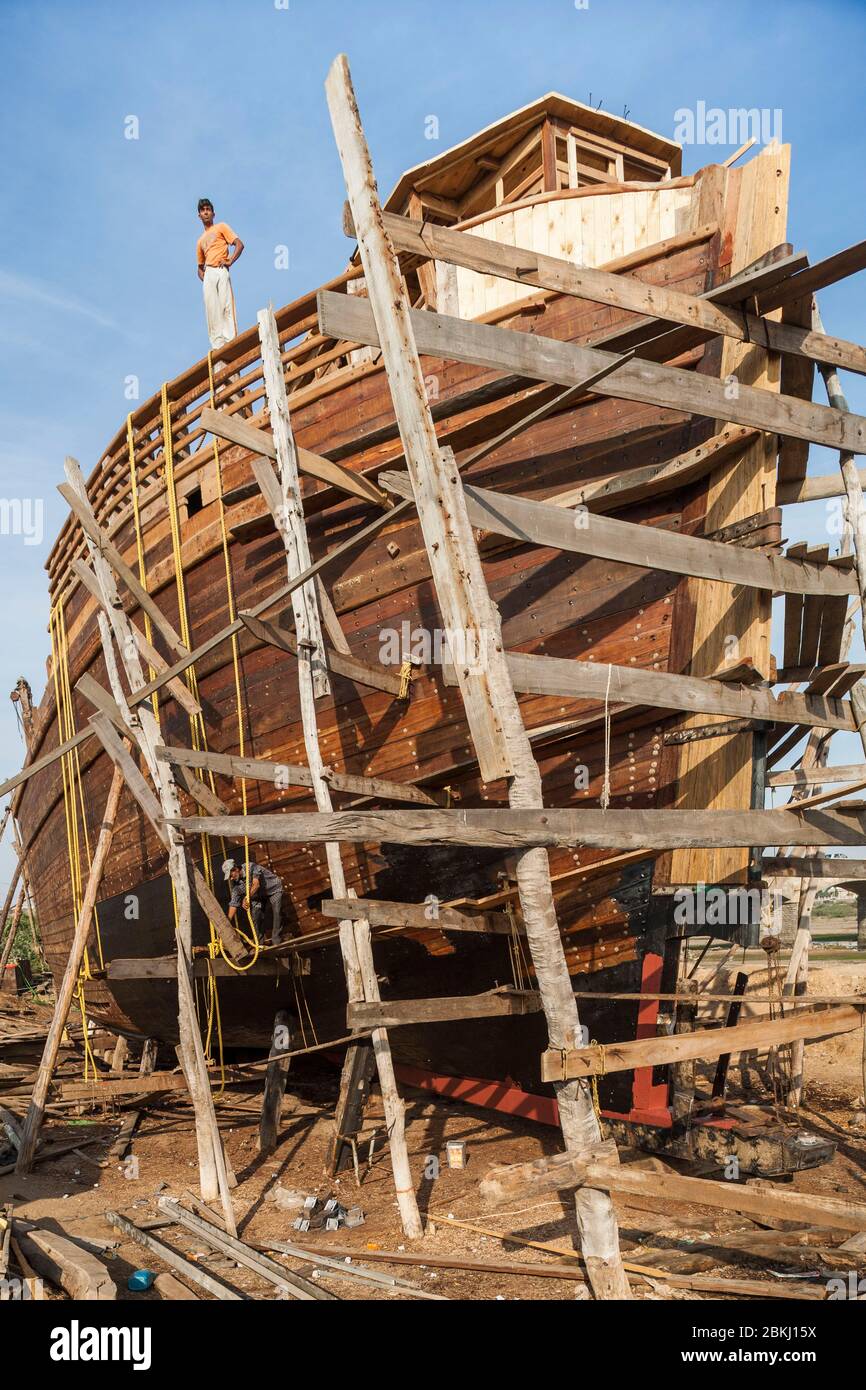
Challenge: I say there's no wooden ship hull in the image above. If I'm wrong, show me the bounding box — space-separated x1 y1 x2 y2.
13 96 807 1136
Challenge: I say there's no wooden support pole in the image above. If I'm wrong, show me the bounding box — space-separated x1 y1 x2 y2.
711 972 749 1099
0 881 25 980
110 1036 128 1076
813 304 866 761
670 977 699 1121
63 456 236 1234
140 1039 158 1075
540 1005 861 1081
257 304 422 1238
785 881 817 1108
326 52 628 1297
15 764 125 1173
259 1010 291 1156
0 861 23 973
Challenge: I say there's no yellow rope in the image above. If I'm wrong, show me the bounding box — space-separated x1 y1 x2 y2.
397 658 413 701
127 415 159 718
589 1039 605 1116
202 354 262 974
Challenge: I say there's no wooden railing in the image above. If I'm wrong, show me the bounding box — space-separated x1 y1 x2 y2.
46 262 367 598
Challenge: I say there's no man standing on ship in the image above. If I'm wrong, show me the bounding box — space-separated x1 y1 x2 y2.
196 198 244 363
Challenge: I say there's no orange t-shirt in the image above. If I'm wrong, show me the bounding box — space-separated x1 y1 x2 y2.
197 221 238 269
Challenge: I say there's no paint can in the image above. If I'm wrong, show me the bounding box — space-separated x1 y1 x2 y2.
445 1140 467 1169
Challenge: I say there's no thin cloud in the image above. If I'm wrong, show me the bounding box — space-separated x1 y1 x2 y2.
0 269 119 331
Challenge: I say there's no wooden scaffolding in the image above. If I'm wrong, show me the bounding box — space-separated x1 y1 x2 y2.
7 52 866 1298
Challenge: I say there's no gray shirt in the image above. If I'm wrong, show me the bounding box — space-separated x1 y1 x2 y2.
229 861 281 909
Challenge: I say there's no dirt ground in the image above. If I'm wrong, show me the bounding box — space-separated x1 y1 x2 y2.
2 964 865 1303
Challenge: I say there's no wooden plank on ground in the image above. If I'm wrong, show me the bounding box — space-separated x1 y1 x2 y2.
479 1150 866 1235
104 1210 244 1300
14 1223 118 1300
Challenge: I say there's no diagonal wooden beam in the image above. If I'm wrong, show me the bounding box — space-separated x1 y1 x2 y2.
81 699 247 963
238 610 403 696
318 290 866 455
541 1005 863 1081
769 762 866 787
496 649 854 730
760 238 866 314
200 406 392 511
380 212 866 377
380 469 857 597
72 559 202 718
330 51 631 1291
155 742 440 807
15 764 126 1173
58 483 189 658
0 503 413 804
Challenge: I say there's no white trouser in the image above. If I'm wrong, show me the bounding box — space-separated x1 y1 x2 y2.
202 265 237 353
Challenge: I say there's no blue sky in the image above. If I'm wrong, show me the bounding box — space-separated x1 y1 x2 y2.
1 0 865 892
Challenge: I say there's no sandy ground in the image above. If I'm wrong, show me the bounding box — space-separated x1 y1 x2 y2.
2 961 865 1303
